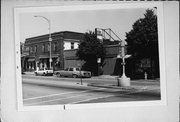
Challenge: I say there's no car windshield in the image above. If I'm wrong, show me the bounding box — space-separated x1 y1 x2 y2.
65 68 69 71
76 68 80 71
69 68 73 71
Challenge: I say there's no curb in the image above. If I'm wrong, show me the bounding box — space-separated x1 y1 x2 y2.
87 83 160 97
23 73 160 82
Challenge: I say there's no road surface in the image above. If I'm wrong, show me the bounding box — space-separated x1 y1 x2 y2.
22 75 160 106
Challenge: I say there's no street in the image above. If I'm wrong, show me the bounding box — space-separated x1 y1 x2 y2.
22 74 160 106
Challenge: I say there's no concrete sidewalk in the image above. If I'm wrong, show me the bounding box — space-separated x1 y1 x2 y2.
88 75 160 96
24 72 159 82
92 75 119 80
23 72 160 96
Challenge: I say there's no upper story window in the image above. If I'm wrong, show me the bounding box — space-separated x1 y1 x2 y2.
74 42 79 49
34 45 37 53
29 46 33 53
53 42 58 52
42 44 45 52
71 42 74 49
53 43 55 51
29 45 37 54
47 44 50 52
64 42 71 50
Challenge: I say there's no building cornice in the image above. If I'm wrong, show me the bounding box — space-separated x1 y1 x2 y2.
25 31 84 45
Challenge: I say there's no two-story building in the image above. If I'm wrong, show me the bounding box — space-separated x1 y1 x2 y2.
22 31 84 71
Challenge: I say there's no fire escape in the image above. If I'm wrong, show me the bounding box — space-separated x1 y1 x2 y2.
95 28 131 85
95 28 123 43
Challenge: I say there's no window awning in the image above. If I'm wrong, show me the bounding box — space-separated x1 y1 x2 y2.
39 56 58 59
28 58 35 62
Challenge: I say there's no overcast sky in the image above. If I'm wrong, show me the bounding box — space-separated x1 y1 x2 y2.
19 8 156 43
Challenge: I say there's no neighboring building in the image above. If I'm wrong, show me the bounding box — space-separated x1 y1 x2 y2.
64 28 127 76
22 31 84 71
63 44 158 79
64 49 81 68
64 44 124 76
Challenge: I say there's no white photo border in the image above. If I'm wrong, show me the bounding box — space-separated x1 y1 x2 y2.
14 2 166 111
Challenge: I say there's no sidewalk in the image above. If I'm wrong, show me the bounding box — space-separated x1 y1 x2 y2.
88 75 160 96
92 75 119 80
23 72 160 96
24 72 159 82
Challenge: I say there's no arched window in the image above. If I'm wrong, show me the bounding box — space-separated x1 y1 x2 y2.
53 42 57 51
30 46 33 53
42 44 45 52
34 45 37 53
47 44 50 51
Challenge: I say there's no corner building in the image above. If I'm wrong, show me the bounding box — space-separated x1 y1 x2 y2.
23 31 84 71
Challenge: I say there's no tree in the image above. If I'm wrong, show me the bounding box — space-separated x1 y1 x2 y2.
76 31 106 75
125 9 159 79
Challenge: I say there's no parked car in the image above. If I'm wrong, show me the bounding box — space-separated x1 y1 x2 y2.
34 68 54 76
54 67 91 78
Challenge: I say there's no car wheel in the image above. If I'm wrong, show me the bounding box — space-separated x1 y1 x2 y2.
35 72 38 76
56 73 61 77
72 74 78 78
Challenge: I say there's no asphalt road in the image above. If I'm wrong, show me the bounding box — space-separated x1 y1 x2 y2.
22 75 160 106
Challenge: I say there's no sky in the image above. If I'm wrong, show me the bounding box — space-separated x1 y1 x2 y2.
19 8 156 43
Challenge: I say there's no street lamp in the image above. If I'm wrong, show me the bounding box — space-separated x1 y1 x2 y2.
121 41 127 78
117 40 131 87
34 15 52 69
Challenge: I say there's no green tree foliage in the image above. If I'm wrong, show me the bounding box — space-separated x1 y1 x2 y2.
125 9 159 78
76 31 106 75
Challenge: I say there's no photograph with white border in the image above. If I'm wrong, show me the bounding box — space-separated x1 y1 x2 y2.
14 3 166 111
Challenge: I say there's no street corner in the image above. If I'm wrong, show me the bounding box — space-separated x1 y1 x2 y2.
87 82 160 97
87 82 142 90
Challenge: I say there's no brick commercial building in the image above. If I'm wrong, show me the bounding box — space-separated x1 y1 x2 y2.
21 30 125 76
64 44 124 76
22 31 84 71
21 30 128 77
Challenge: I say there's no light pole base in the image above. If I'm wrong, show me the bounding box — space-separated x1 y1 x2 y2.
117 76 131 87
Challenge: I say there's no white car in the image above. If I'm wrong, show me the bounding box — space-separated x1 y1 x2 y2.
34 68 54 76
54 67 91 78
